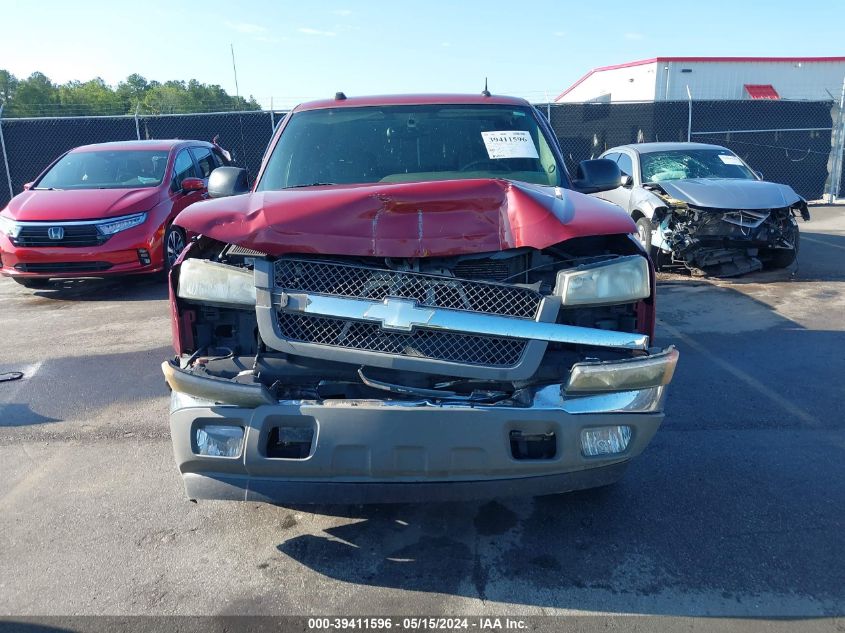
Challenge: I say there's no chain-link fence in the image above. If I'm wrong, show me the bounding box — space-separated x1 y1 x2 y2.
1 100 844 209
545 99 839 201
0 109 285 208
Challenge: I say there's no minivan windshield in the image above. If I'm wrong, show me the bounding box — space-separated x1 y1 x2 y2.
257 104 564 190
36 150 170 190
640 149 757 183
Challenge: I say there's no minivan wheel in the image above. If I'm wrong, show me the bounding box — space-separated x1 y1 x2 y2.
164 225 187 270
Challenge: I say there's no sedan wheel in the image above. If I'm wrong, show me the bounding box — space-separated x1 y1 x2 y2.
635 217 653 251
165 225 186 270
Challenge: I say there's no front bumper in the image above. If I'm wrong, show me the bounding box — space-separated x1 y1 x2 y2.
164 354 672 504
0 224 165 278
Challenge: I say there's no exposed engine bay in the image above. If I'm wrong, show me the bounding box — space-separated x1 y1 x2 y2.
648 185 810 277
172 233 653 404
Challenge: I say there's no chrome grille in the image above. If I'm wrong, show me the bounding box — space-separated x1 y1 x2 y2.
278 313 526 367
274 258 541 319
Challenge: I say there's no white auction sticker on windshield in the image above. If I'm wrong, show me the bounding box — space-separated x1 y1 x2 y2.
481 131 539 160
718 154 744 165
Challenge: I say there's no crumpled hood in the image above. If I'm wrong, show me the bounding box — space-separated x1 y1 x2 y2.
4 187 162 221
175 179 635 258
655 178 803 210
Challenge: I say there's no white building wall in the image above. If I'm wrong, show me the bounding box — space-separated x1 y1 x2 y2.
558 59 845 103
557 63 657 102
662 60 845 101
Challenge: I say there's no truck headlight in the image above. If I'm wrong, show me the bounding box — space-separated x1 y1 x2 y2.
0 215 22 239
566 346 678 393
96 212 147 236
555 255 650 306
177 258 256 307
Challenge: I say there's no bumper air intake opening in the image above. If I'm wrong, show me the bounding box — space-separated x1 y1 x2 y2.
266 416 317 459
509 430 556 460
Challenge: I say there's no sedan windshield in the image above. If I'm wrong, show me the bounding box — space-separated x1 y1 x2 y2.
257 104 564 190
640 149 757 183
36 150 170 189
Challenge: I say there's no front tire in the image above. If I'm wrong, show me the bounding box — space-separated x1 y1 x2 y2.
766 223 800 269
164 225 187 271
635 216 654 251
12 277 51 289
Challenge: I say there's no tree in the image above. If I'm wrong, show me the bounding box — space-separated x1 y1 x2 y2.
9 72 58 116
0 70 17 109
0 69 262 117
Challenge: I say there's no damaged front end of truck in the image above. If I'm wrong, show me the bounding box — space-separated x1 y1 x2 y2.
161 179 678 504
647 182 810 277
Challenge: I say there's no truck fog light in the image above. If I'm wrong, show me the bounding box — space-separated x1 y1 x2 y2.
194 424 244 457
581 425 632 457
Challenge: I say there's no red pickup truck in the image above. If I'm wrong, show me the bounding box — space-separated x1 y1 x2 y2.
162 93 678 504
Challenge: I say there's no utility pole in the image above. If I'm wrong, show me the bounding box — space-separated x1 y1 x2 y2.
829 75 845 203
231 44 241 109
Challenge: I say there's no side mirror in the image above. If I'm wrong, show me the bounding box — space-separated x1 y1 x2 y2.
23 182 34 191
621 174 634 188
572 159 623 194
181 177 206 192
208 167 250 198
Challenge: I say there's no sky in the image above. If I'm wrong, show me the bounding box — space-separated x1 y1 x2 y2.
0 0 839 109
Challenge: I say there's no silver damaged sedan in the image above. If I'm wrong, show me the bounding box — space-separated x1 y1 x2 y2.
593 142 810 277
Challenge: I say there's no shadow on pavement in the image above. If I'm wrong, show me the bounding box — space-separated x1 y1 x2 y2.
27 275 168 303
273 279 844 616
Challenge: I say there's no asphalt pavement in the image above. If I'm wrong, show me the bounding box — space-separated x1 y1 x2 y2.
1 206 843 627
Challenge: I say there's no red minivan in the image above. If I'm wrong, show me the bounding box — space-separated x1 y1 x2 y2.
0 139 229 288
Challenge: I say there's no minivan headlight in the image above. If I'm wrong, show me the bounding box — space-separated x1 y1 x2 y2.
0 215 22 239
555 255 650 306
96 212 147 236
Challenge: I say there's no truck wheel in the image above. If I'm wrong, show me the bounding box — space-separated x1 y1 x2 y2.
13 277 51 289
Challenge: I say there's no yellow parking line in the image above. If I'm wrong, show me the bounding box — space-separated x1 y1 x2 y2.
657 319 820 427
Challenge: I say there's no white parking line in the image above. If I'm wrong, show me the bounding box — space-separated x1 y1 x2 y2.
802 235 845 251
657 319 820 427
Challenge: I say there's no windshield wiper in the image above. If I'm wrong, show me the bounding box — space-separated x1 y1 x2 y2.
33 187 63 191
284 182 337 189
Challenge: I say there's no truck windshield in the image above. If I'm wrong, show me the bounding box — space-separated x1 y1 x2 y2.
641 149 757 183
36 150 170 190
257 104 565 190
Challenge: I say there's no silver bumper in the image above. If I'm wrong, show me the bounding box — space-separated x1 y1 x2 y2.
163 350 674 504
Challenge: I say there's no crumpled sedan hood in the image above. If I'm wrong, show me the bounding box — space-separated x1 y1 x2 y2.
5 187 162 221
655 178 802 210
175 179 635 258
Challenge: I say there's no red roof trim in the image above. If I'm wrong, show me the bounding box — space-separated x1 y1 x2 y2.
556 56 845 101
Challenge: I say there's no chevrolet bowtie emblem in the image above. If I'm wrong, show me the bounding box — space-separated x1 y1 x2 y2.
363 297 435 332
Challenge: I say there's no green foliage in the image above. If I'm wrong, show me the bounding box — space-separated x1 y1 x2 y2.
0 70 261 117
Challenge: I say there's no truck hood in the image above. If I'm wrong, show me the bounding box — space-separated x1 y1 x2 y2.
175 179 635 258
654 178 802 210
4 187 162 221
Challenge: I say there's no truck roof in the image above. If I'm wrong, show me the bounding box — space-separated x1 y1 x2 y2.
294 93 532 111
